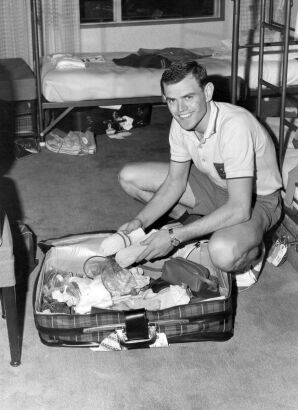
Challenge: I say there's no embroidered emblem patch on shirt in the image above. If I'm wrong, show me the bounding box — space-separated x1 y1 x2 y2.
213 163 226 179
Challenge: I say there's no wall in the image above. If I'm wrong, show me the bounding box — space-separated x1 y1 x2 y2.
80 1 298 53
81 1 234 53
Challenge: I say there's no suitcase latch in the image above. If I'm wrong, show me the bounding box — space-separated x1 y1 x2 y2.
118 309 157 348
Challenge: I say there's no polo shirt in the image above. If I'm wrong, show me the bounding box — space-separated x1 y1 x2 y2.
169 101 282 196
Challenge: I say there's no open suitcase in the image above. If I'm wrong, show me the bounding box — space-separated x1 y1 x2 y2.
33 232 234 349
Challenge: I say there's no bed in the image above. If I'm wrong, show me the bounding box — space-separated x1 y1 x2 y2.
36 46 245 137
41 49 298 103
31 0 298 127
37 47 298 134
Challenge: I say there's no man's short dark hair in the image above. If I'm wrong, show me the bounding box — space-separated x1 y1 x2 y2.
160 61 208 95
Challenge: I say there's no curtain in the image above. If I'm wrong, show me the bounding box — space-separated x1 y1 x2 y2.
239 0 286 43
0 0 33 68
0 0 81 70
41 0 81 55
239 0 286 31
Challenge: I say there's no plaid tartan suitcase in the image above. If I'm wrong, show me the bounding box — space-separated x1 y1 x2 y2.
33 232 234 348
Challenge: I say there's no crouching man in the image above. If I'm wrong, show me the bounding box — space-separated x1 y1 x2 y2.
118 61 282 290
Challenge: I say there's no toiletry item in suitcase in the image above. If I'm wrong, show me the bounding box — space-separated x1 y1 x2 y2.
33 232 234 348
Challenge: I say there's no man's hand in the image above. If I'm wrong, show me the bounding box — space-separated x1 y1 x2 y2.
118 218 143 234
135 229 174 263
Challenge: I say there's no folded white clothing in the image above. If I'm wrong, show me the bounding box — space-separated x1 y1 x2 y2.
73 276 113 314
115 229 160 268
115 242 147 268
56 56 86 70
49 53 72 62
111 285 190 311
120 116 134 131
98 228 146 257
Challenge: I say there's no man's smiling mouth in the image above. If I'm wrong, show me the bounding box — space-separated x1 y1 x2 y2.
179 113 192 119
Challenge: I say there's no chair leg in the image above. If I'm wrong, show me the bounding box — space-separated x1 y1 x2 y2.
0 289 6 318
2 286 21 366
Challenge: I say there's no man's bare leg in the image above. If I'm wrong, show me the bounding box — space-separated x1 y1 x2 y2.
208 212 266 273
118 161 195 219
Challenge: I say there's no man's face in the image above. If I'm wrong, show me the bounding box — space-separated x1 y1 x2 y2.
163 74 212 132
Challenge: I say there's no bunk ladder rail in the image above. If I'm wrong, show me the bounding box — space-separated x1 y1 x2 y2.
256 0 298 168
231 0 298 169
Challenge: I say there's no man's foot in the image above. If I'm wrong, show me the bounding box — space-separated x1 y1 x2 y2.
235 242 266 292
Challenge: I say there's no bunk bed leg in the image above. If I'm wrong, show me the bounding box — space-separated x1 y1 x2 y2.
231 0 240 105
31 0 44 142
256 0 266 119
278 0 292 169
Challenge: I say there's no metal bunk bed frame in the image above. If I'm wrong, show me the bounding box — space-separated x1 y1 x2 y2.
32 0 298 157
29 0 259 142
231 0 298 168
231 0 298 268
30 0 163 141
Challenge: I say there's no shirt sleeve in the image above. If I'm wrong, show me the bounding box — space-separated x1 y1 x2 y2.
219 115 255 179
169 119 192 162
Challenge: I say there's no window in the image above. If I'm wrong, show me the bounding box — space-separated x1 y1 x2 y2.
80 0 224 26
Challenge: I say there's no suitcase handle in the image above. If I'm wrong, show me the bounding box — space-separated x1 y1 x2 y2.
60 342 100 348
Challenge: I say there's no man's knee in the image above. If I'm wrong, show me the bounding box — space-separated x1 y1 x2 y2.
208 233 239 272
118 163 138 191
208 229 262 272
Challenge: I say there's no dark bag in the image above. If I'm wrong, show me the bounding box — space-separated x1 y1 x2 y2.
161 257 220 299
34 233 234 348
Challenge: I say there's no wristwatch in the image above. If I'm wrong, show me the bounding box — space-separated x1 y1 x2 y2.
168 227 181 247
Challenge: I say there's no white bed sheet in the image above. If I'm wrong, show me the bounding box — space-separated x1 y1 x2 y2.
41 49 298 103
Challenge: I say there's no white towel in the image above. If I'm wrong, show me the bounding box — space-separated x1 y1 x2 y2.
50 54 86 70
56 57 86 70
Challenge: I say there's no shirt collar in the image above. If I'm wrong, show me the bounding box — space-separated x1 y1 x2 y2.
203 100 218 140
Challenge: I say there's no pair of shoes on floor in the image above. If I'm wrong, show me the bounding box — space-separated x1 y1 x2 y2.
45 128 96 155
235 242 266 292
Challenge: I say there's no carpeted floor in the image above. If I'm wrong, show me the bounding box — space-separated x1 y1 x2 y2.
0 106 298 410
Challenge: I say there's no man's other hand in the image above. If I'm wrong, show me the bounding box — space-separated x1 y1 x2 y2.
135 229 174 263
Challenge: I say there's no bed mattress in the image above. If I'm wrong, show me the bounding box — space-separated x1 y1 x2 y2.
41 52 165 102
41 50 298 103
